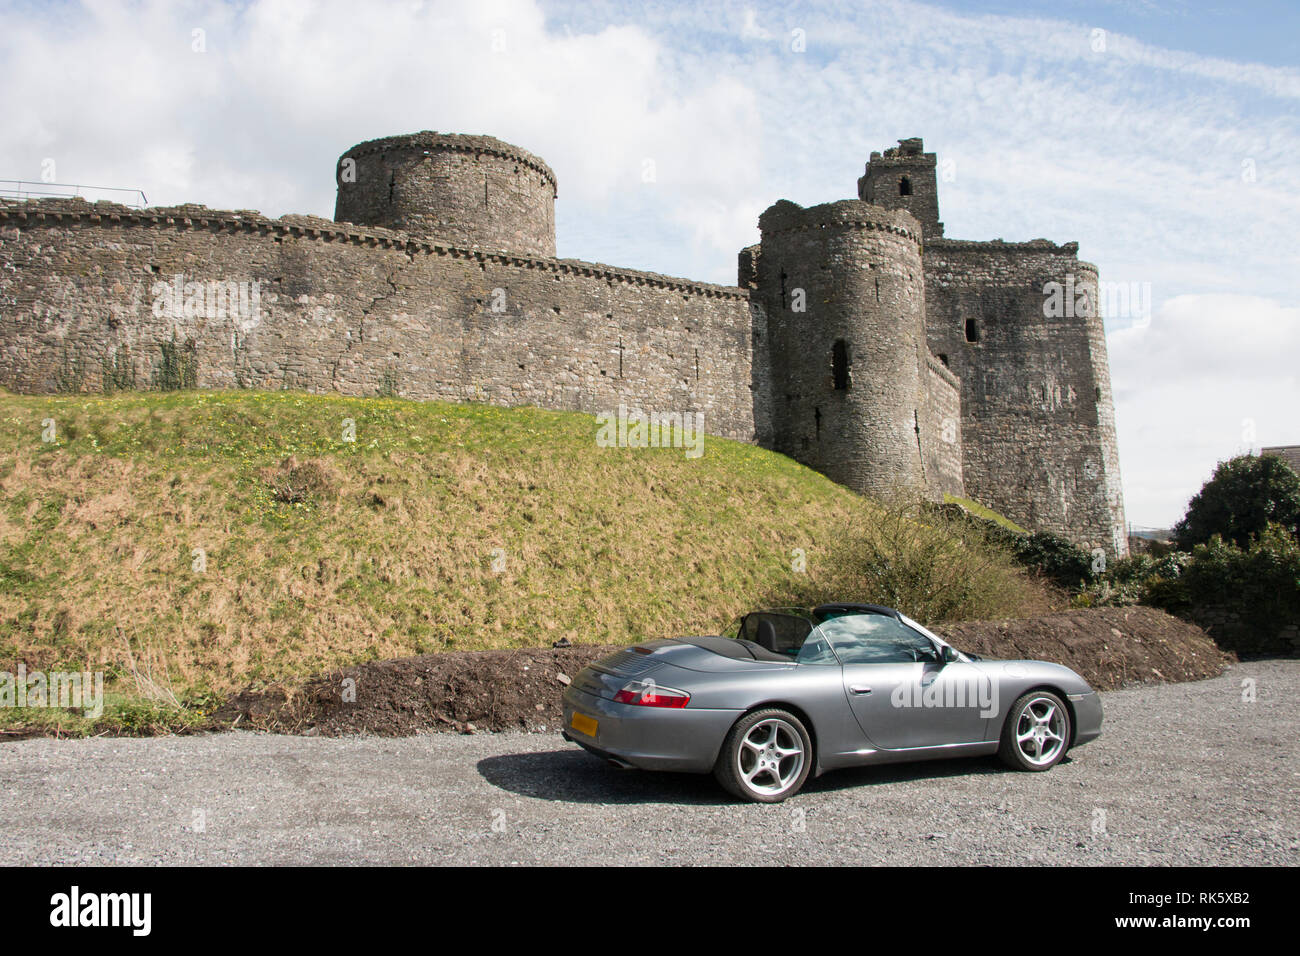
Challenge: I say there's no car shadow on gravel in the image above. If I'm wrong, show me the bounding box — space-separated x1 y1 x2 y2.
479 748 1055 804
799 755 1033 795
477 750 733 805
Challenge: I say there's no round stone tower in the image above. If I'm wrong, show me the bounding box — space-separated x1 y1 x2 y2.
755 199 929 499
333 132 557 257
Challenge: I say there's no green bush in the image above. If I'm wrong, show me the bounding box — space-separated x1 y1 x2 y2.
1080 524 1300 638
1180 524 1300 630
1174 454 1300 549
777 500 1059 625
934 502 1098 588
1077 550 1191 609
1012 531 1097 588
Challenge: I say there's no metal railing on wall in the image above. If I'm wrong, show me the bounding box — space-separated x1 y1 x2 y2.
0 180 148 207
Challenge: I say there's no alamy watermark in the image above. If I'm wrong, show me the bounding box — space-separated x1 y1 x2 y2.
890 667 998 719
50 886 150 936
1043 274 1152 326
595 404 705 459
152 273 262 325
1 664 104 718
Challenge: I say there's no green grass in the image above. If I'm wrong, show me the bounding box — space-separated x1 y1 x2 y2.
0 389 1059 735
943 494 1029 535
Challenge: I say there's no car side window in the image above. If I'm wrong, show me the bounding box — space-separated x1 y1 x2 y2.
795 629 839 665
817 614 940 665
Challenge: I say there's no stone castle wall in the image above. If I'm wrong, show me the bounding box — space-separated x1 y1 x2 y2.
923 239 1128 555
753 199 933 500
0 199 758 440
922 355 963 499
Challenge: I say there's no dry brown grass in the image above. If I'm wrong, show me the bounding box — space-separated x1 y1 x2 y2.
0 390 1063 706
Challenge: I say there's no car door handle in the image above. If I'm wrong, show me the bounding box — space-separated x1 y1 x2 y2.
849 685 872 695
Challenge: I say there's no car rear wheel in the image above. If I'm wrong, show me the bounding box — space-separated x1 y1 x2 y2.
998 690 1071 771
714 708 813 803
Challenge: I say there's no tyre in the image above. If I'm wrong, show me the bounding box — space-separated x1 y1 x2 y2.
714 708 813 803
998 690 1071 771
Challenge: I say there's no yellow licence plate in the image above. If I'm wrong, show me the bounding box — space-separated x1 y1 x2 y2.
570 712 598 738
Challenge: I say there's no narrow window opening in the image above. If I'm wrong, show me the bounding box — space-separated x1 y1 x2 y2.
814 406 822 438
618 338 624 378
899 176 912 196
832 339 850 391
484 175 489 206
913 410 926 482
779 269 787 307
387 172 395 204
938 353 949 367
694 348 699 382
964 319 980 343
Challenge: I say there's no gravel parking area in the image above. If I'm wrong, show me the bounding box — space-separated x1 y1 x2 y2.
2 660 1297 866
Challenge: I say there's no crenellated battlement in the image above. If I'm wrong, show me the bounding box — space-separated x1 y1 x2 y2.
338 132 558 196
0 197 745 300
334 132 558 257
756 199 924 244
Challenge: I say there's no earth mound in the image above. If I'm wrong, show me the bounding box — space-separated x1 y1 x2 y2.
216 606 1231 737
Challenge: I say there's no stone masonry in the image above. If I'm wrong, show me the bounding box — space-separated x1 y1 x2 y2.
0 132 1128 555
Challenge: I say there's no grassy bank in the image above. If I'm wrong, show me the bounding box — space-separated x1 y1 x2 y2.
0 389 1060 734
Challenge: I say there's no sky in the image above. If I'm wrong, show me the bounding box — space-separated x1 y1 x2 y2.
1 0 1297 528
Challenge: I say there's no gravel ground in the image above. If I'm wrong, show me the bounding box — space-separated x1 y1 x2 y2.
2 659 1297 866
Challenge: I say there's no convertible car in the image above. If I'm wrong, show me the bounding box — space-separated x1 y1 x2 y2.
561 603 1103 802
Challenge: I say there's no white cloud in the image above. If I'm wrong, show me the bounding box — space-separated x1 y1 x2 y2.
0 0 760 271
1108 294 1300 527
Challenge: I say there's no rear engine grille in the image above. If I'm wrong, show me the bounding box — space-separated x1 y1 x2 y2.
596 649 660 677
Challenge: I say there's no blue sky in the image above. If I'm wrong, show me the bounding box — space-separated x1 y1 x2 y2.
1 0 1297 528
956 0 1300 67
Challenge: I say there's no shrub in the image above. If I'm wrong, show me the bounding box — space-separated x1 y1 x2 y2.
1077 550 1191 609
778 500 1062 625
1012 531 1097 588
1179 524 1300 631
1174 454 1300 549
935 502 1098 588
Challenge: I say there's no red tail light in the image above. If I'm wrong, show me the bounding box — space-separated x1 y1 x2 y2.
614 680 690 708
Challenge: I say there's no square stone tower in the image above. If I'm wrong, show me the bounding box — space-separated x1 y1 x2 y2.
857 138 944 240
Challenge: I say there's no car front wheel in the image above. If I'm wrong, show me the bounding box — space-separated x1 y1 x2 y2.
998 690 1071 771
714 708 813 803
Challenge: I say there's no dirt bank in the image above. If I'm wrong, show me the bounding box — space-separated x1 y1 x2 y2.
213 606 1231 737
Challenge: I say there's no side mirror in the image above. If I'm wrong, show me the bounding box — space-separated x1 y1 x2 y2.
938 644 960 664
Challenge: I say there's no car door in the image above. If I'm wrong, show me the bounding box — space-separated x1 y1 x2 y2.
820 614 992 750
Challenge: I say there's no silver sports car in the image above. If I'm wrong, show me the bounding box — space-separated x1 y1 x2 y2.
561 603 1103 802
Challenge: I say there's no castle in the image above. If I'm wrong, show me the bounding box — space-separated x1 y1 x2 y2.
0 132 1127 555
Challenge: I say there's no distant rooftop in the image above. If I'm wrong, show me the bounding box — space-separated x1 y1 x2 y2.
1262 446 1300 475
